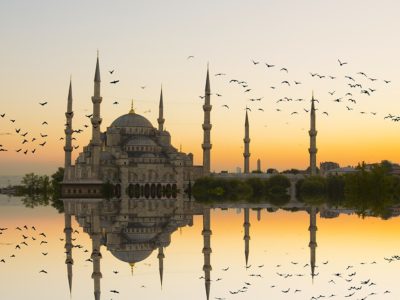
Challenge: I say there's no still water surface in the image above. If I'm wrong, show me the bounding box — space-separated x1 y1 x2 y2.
1 194 400 300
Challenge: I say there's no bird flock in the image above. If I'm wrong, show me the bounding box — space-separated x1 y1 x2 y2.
0 56 396 156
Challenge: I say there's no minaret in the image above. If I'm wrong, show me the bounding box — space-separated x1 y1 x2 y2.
157 246 164 288
243 208 250 267
202 65 212 175
91 214 102 300
64 214 74 294
63 80 74 180
202 208 212 300
243 110 250 174
309 92 318 175
309 206 317 281
158 87 165 131
91 53 103 175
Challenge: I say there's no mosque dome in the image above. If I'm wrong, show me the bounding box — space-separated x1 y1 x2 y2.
110 248 154 263
111 112 153 128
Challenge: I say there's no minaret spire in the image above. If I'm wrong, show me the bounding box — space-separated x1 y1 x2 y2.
202 208 212 300
158 246 165 288
64 214 74 294
91 53 103 177
158 86 165 131
243 109 250 174
309 92 318 175
243 208 250 267
63 79 74 180
309 206 318 282
202 65 212 175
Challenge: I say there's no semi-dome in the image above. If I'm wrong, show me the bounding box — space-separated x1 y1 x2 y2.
126 136 157 146
111 112 153 128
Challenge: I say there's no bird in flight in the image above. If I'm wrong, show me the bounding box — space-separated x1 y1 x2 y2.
281 81 290 86
42 121 48 125
258 108 264 112
280 67 288 73
110 80 120 84
251 59 259 65
109 70 114 74
265 63 275 68
187 56 194 59
85 114 93 118
222 105 229 109
328 91 335 95
215 73 226 76
323 112 329 116
113 101 119 105
39 102 48 106
338 59 348 66
245 107 252 112
0 113 5 118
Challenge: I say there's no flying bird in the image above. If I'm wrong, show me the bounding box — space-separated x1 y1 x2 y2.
39 102 48 106
110 80 120 84
222 105 229 109
338 59 348 66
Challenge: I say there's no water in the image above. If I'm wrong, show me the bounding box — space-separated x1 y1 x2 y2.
0 194 399 299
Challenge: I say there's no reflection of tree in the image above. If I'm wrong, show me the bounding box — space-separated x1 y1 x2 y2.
192 175 290 205
297 176 327 205
344 163 398 218
17 168 65 213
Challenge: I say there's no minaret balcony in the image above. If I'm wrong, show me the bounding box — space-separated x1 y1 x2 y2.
202 124 212 130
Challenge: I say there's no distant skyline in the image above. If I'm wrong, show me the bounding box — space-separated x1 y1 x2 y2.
1 0 400 175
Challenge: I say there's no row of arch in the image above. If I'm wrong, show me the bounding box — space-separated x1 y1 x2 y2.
113 183 178 199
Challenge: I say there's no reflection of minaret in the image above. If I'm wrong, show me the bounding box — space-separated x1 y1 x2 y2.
158 246 164 288
202 66 212 175
91 53 103 175
91 215 102 300
256 208 261 221
202 209 212 300
243 110 250 174
64 214 73 294
64 79 74 180
158 87 165 131
309 93 318 175
243 208 250 267
309 206 317 281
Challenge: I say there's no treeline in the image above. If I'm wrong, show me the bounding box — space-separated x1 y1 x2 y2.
193 162 400 218
297 163 400 218
16 168 64 212
192 175 291 206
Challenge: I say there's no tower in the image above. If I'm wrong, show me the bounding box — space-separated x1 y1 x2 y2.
309 206 317 281
202 208 212 300
309 93 318 175
243 208 250 267
158 87 165 131
91 53 103 175
202 65 212 175
157 246 164 287
64 80 74 180
64 213 74 294
243 110 250 174
257 159 261 172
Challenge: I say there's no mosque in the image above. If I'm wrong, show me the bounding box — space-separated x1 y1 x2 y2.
61 54 212 204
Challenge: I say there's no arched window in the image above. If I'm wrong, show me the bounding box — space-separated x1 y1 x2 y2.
144 184 150 198
166 184 172 198
156 184 162 198
150 184 156 198
128 184 134 198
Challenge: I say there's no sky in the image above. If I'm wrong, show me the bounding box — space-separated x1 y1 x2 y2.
1 0 400 175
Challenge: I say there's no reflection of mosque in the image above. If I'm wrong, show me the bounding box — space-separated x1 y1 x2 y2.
63 197 318 300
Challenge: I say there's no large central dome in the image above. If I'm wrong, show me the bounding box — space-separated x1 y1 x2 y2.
111 112 153 128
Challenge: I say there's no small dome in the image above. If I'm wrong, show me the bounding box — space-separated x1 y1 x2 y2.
111 113 153 128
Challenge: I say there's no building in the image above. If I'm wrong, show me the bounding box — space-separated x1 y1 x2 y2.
61 55 211 204
320 161 340 175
